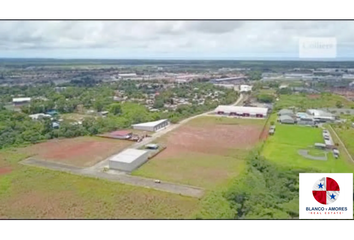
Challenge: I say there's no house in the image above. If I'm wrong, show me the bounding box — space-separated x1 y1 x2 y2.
109 130 133 140
29 113 52 121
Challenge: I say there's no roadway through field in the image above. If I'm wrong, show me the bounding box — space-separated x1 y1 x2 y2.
22 158 205 198
21 94 245 198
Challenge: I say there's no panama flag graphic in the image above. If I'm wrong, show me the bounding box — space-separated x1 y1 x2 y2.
312 177 340 205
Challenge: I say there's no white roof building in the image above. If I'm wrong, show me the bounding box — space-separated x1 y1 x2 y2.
13 97 31 103
240 85 252 92
108 148 150 172
132 119 169 132
215 105 268 117
307 109 335 121
29 113 52 120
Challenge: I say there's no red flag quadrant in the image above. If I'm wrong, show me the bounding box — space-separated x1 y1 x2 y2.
326 177 340 191
313 190 327 204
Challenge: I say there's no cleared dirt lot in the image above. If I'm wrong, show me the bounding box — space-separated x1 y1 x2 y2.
133 117 266 189
20 136 132 167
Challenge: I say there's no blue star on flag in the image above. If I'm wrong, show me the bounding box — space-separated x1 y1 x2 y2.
318 183 324 189
330 193 336 200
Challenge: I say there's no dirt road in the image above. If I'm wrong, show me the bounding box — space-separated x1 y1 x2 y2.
21 94 245 198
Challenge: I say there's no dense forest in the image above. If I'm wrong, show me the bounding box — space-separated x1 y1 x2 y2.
0 81 237 149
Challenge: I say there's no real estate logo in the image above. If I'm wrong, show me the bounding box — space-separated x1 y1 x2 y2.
312 177 340 205
299 37 337 59
299 173 353 219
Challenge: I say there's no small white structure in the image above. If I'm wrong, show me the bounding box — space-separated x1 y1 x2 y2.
214 105 268 118
132 119 169 132
13 97 31 105
108 148 150 172
240 85 252 92
29 113 52 120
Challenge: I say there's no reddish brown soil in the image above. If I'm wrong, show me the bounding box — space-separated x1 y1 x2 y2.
308 94 320 99
21 137 132 167
259 126 269 140
156 124 263 159
0 167 12 175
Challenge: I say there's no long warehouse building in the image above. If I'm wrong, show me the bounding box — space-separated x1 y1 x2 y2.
108 148 150 172
215 105 268 118
132 119 169 132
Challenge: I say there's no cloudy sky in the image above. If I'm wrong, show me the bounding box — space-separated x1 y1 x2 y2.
1 21 354 59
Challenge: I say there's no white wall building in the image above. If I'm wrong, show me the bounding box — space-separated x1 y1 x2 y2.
132 119 169 132
108 149 150 172
307 109 335 122
12 97 31 105
215 105 268 118
240 85 252 92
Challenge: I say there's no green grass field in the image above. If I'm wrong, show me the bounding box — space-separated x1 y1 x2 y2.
276 93 354 110
262 122 354 173
133 117 266 189
0 150 199 219
332 125 354 160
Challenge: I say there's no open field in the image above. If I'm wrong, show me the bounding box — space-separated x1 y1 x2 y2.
19 136 133 167
133 117 266 189
276 93 354 110
0 150 199 219
262 123 354 172
331 126 354 160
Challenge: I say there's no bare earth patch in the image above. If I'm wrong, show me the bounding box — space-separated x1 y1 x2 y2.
0 167 12 175
19 136 132 167
134 119 264 188
156 124 262 159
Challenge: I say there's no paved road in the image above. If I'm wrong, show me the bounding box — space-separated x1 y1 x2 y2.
21 94 245 198
22 158 205 198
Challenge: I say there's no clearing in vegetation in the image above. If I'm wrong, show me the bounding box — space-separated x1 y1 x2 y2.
133 117 266 189
19 136 133 167
262 122 354 172
0 150 199 219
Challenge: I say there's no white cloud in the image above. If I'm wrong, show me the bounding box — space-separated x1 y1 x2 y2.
0 21 353 58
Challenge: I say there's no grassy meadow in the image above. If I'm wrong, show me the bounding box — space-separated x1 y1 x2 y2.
0 150 199 219
276 93 354 110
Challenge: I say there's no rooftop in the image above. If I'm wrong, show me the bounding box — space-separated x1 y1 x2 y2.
109 149 148 164
132 119 168 128
110 130 132 136
279 115 294 121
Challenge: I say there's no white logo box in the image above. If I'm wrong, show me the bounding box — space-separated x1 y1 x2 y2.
299 37 337 59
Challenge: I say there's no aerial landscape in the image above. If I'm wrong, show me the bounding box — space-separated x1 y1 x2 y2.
1 21 354 219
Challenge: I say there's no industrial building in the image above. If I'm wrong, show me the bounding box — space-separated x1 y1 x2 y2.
108 148 150 172
12 97 31 106
278 109 294 117
132 119 169 132
214 105 268 118
278 115 295 124
307 109 335 122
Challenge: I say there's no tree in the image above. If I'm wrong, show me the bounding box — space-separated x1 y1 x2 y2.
257 94 274 103
109 103 122 115
336 101 343 108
